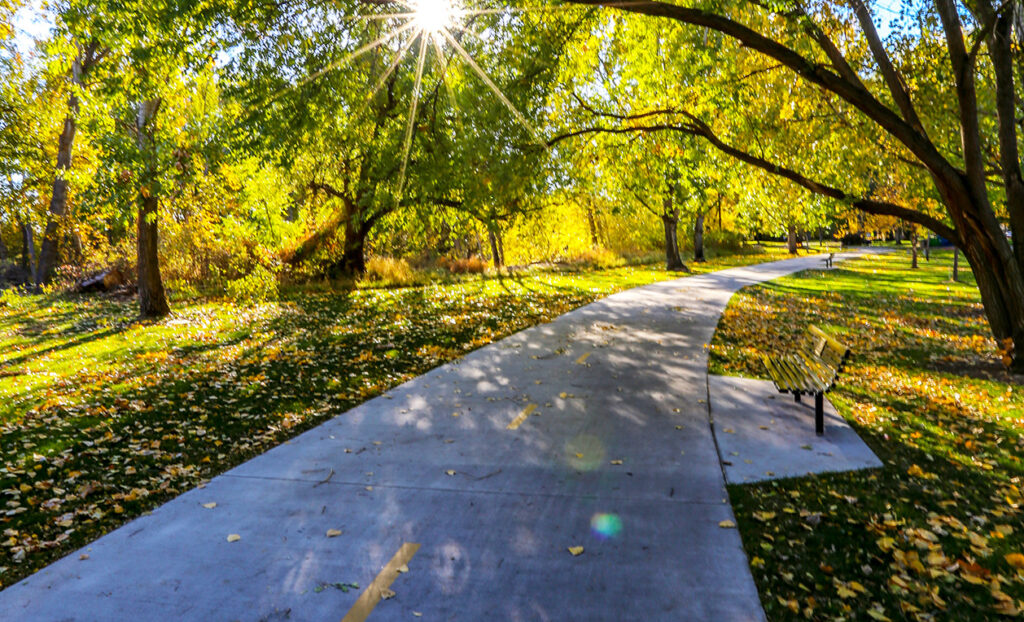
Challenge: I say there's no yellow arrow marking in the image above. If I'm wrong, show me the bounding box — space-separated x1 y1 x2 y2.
575 352 591 364
507 403 537 430
342 542 421 622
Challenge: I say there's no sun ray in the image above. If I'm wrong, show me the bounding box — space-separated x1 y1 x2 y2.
431 34 463 129
395 33 430 204
439 28 549 150
354 32 421 119
266 20 418 103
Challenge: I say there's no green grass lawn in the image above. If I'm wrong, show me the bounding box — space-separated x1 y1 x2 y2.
709 250 1024 620
0 245 805 587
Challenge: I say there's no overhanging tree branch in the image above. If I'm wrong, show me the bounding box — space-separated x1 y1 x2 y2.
548 119 959 244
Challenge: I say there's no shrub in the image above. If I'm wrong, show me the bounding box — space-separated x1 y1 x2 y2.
226 263 279 303
365 256 417 285
439 256 488 274
573 247 624 269
706 230 746 254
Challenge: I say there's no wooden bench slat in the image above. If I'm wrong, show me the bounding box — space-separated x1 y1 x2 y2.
760 324 851 435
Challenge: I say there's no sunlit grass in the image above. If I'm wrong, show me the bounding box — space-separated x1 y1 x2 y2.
709 250 1024 620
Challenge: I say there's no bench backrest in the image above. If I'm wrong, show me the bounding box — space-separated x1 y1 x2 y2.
803 324 850 371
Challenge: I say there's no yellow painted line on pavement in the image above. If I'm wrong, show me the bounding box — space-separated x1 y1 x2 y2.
341 542 421 622
507 403 537 430
575 352 591 365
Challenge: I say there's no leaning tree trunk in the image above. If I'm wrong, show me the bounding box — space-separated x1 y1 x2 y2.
952 248 960 282
662 214 688 272
36 84 80 286
136 99 170 318
693 209 706 262
787 224 798 254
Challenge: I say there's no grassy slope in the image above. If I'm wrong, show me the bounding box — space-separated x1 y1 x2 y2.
0 246 801 587
709 251 1024 621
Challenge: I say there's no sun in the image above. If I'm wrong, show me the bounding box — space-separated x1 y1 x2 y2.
411 0 462 35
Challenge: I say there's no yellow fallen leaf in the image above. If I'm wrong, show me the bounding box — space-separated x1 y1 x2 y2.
750 556 764 568
610 460 623 465
413 613 422 617
79 554 89 560
719 520 736 528
836 584 856 599
445 470 456 476
675 425 683 430
559 392 568 399
752 511 775 522
326 529 342 537
723 428 735 434
202 502 217 509
567 546 584 556
575 453 583 458
866 608 892 621
995 524 1014 536
227 534 241 542
397 563 409 573
1005 553 1024 569
380 588 396 600
365 486 374 491
849 580 866 593
968 532 988 548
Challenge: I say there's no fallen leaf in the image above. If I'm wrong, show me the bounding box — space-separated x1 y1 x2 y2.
202 502 217 509
719 520 736 528
445 470 456 476
380 588 396 600
227 534 241 542
79 554 89 560
397 563 409 573
1005 553 1024 569
326 529 342 537
610 460 623 465
567 546 584 556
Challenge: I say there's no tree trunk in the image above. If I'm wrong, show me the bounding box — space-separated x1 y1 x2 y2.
21 221 35 276
36 56 87 286
488 227 502 269
586 206 599 247
0 229 8 262
895 227 903 245
818 226 824 248
662 214 688 272
693 210 706 262
952 247 960 282
136 99 170 318
911 230 919 269
924 233 930 261
336 217 369 276
787 224 798 254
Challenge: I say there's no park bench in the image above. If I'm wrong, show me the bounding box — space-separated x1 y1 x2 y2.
821 253 834 268
761 325 851 435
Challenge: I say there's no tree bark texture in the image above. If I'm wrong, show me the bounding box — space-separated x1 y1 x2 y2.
953 248 960 282
662 214 688 272
693 210 705 262
136 99 170 318
911 230 919 269
787 224 798 254
21 221 35 276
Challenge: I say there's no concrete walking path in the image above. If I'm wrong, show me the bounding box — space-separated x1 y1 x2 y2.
0 251 875 621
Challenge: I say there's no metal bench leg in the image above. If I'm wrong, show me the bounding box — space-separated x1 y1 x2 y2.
794 393 801 403
815 393 824 435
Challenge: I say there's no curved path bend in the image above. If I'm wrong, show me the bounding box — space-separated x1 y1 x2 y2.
0 251 872 621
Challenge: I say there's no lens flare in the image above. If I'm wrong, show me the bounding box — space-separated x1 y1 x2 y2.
412 0 462 34
590 513 623 540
